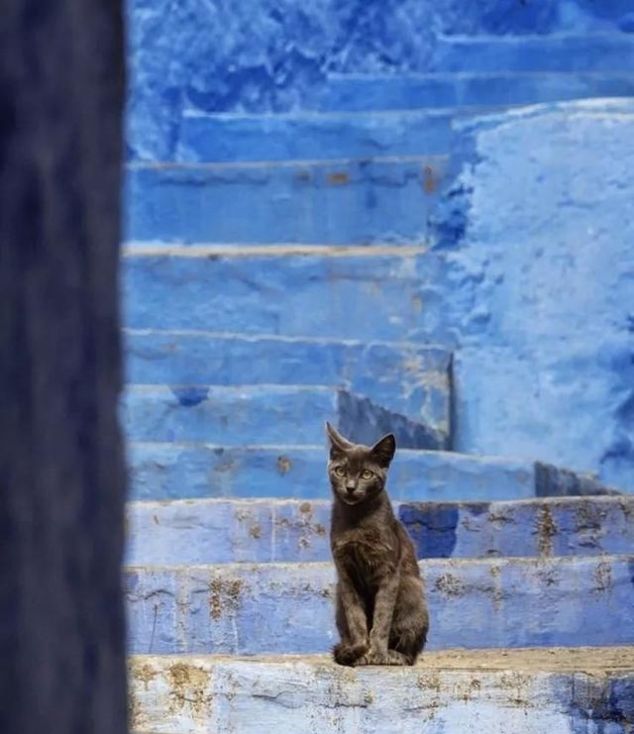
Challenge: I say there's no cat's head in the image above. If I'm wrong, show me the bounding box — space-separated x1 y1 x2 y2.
325 422 396 506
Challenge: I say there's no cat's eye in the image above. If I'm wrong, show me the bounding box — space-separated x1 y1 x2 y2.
361 469 373 479
334 466 345 476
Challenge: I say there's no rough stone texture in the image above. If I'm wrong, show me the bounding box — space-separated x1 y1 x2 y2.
125 496 634 565
130 649 634 734
124 556 634 654
0 1 127 734
442 99 634 489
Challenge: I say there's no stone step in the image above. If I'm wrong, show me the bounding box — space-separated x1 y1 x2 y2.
129 648 634 734
124 555 634 654
126 444 612 503
430 33 634 73
121 386 448 449
125 155 449 245
122 246 450 343
127 444 540 502
124 330 450 427
316 72 634 113
125 495 634 565
177 109 458 162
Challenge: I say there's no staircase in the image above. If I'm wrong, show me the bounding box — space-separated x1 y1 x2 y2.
124 8 634 732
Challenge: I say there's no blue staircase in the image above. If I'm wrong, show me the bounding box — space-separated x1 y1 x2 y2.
124 4 634 731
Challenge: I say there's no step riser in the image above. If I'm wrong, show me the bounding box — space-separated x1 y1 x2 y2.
130 656 634 734
127 445 537 502
431 35 634 73
123 252 449 343
318 74 634 112
124 557 634 654
125 332 450 428
126 497 634 565
178 111 455 163
125 158 448 245
122 387 338 445
122 388 447 449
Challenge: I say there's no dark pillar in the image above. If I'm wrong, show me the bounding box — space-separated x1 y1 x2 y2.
0 2 128 734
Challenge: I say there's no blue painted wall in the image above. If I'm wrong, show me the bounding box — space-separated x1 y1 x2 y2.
441 100 634 490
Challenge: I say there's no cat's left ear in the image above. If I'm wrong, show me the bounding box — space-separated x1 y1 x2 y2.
370 433 396 467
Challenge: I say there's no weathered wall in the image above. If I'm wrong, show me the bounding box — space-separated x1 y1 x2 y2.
0 1 128 733
126 0 634 159
444 99 634 489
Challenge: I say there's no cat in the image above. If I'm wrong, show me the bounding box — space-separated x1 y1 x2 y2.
326 422 429 666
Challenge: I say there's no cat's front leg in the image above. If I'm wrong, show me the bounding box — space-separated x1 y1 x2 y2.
356 572 400 666
333 574 369 666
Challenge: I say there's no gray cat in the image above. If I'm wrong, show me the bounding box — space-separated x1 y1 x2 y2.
326 422 429 666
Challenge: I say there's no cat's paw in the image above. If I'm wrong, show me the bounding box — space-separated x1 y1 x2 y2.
333 641 369 666
355 649 408 666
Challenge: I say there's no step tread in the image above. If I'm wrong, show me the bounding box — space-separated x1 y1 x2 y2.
122 243 431 255
132 645 634 671
125 155 449 245
122 245 450 342
124 327 446 348
317 74 634 113
122 385 449 450
326 71 634 80
125 552 633 571
126 443 614 502
128 153 449 170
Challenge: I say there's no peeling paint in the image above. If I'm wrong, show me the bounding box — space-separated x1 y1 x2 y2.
209 577 245 621
166 662 211 716
537 505 556 557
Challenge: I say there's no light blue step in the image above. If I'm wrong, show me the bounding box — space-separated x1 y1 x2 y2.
317 72 634 112
125 495 634 565
122 247 450 343
122 385 337 446
124 555 634 654
430 33 634 73
121 386 448 449
124 331 451 427
126 445 537 502
177 109 458 162
125 156 449 245
130 650 634 734
127 443 614 502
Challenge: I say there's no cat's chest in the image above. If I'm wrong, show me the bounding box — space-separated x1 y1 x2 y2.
332 527 394 578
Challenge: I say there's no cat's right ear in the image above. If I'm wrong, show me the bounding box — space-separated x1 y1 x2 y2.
325 422 354 458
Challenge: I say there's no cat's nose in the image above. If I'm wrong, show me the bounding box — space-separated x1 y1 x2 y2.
346 484 356 495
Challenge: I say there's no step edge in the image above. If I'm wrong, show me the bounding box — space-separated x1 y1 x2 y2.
126 494 633 510
124 552 634 573
124 327 451 351
122 243 431 257
127 153 450 171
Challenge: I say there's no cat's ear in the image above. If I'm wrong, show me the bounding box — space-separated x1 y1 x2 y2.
325 422 354 458
370 433 396 467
